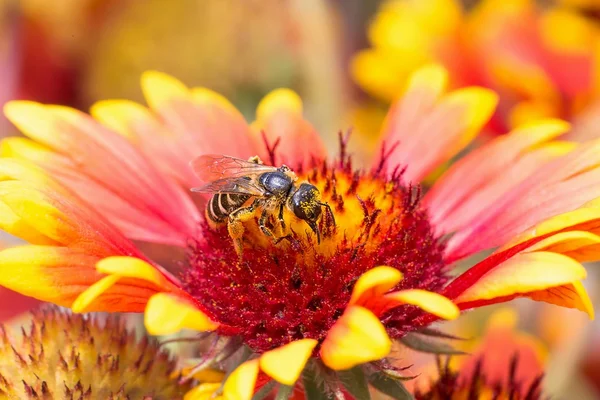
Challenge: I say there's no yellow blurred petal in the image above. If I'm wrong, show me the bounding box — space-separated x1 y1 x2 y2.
540 8 597 54
144 293 219 335
511 118 571 140
485 307 518 330
256 88 303 121
90 99 151 140
0 137 55 162
141 70 190 110
385 289 460 320
71 275 121 313
348 265 403 307
405 63 448 100
259 339 317 385
223 359 259 400
175 368 225 383
96 256 167 287
320 306 392 370
509 101 562 129
523 231 600 262
441 87 498 156
191 87 240 115
184 383 222 400
455 252 588 309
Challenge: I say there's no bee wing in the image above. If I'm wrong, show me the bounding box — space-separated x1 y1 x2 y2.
191 177 268 196
190 154 278 183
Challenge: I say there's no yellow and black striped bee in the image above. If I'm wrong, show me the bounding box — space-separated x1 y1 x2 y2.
191 154 334 256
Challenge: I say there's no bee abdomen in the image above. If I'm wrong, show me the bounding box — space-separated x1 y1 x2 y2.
206 193 251 224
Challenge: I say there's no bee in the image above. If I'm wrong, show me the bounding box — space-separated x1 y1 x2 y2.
190 154 334 256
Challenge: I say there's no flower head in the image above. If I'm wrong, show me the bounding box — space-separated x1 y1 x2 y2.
0 307 190 399
353 0 600 138
0 65 598 398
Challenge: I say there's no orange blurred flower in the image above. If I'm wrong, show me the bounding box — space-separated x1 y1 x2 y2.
415 309 547 399
352 0 600 141
0 65 598 398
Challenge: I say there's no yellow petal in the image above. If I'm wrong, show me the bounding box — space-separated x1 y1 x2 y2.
141 70 190 110
184 383 222 400
71 275 121 313
259 339 318 385
96 256 167 287
90 100 150 140
384 289 460 320
223 359 260 400
348 266 403 307
455 252 588 308
523 231 600 262
440 87 498 157
144 293 219 335
320 306 392 370
256 89 302 121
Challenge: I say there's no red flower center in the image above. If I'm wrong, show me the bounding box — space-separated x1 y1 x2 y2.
183 156 449 353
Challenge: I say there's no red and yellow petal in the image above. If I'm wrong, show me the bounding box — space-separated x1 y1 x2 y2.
0 163 142 257
425 119 571 234
141 71 256 162
376 65 497 182
251 89 327 167
0 246 158 312
320 305 392 370
446 139 600 261
449 251 593 318
4 101 200 247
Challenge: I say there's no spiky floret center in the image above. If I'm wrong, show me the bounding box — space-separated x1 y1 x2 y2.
184 158 448 353
0 308 189 399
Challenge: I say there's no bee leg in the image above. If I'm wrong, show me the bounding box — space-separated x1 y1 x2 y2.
228 200 259 259
277 203 286 235
258 208 276 241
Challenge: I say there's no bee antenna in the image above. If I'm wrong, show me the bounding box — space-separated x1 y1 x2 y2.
319 202 336 227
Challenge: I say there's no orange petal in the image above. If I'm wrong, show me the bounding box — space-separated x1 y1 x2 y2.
453 252 592 317
144 293 219 335
0 245 155 312
523 230 600 262
377 65 497 181
4 101 200 247
141 71 256 162
320 305 392 370
252 89 327 167
348 266 403 308
259 339 318 385
223 359 260 400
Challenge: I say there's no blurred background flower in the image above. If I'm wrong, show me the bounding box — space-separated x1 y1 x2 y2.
351 0 600 154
